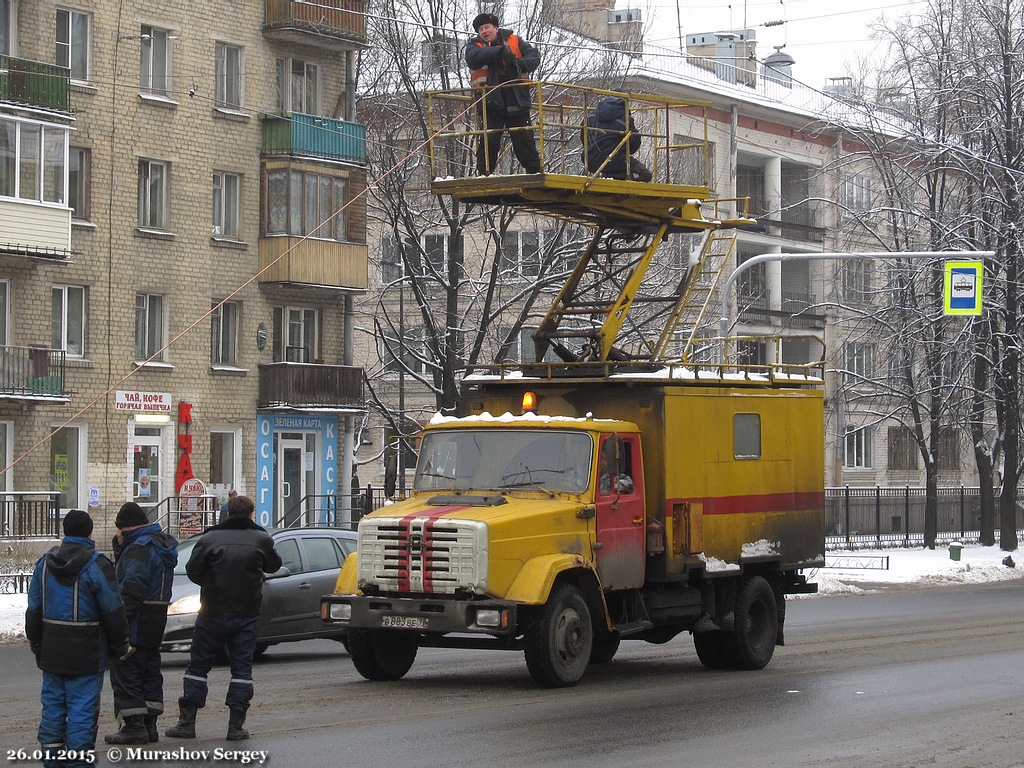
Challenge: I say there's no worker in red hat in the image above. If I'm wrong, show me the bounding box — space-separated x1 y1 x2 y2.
465 12 542 175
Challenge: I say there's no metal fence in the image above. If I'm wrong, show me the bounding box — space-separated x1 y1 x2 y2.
825 486 1024 549
0 491 61 538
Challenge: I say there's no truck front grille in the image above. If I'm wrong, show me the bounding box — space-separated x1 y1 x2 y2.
357 517 488 595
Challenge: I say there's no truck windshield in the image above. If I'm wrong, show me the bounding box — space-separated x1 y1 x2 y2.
414 429 594 494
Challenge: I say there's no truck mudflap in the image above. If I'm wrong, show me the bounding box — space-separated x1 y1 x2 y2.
783 571 818 594
322 594 518 637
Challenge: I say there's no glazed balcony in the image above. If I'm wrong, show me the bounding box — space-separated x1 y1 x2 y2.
0 56 70 113
263 0 368 50
258 362 364 410
262 113 367 165
0 346 68 401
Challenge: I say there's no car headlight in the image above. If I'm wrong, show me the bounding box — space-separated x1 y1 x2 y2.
167 594 202 616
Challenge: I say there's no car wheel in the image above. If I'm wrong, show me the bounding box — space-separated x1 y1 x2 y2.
253 642 270 660
524 584 593 688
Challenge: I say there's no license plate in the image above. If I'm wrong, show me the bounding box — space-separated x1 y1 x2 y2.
380 614 428 630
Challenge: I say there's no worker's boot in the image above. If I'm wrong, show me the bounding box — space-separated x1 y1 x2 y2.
104 714 149 745
226 709 249 741
164 702 198 739
144 713 159 743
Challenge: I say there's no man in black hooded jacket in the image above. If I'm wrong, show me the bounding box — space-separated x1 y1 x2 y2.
583 96 653 182
165 495 281 742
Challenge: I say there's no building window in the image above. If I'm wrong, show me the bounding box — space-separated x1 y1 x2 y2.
139 25 172 95
843 342 874 386
842 258 872 302
502 230 541 277
380 236 404 283
420 35 459 70
0 421 10 493
138 159 167 229
841 173 873 214
50 424 83 511
56 9 89 81
0 119 67 203
68 147 89 219
0 280 8 344
887 425 918 470
209 428 240 494
0 0 12 56
210 300 239 366
214 42 242 109
381 327 429 375
51 285 86 357
212 172 240 238
266 168 346 241
135 293 164 361
272 306 318 362
937 427 961 471
844 426 873 469
275 57 319 114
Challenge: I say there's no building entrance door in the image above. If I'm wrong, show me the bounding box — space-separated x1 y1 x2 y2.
277 435 307 527
131 425 166 516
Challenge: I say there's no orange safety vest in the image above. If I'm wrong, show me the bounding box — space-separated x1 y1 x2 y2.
470 33 529 89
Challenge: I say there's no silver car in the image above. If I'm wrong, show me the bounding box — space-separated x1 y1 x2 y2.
162 526 357 658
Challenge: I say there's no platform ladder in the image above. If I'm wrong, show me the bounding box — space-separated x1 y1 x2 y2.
652 229 738 361
533 223 680 363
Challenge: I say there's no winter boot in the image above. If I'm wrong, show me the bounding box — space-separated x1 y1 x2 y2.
164 702 198 739
144 714 159 743
104 715 149 745
226 709 249 741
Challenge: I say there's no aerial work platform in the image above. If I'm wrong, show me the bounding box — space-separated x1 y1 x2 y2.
425 85 821 382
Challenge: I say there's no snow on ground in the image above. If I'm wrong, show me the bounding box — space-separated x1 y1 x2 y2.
0 544 1019 645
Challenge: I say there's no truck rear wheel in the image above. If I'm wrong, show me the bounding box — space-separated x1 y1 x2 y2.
693 631 730 669
347 628 418 681
729 575 778 670
525 585 593 687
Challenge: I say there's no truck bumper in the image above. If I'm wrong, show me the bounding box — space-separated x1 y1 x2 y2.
321 594 518 637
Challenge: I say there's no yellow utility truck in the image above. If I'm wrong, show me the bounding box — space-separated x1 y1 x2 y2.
322 85 826 687
323 371 825 687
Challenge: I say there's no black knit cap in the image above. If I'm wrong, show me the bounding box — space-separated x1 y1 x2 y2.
63 509 94 538
115 501 149 529
473 12 499 30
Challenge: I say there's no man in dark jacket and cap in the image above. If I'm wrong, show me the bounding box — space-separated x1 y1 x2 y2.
583 96 653 182
26 509 132 768
465 12 542 175
104 502 178 745
165 495 281 741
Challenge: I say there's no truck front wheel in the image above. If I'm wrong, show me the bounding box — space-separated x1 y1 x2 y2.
348 628 418 681
524 585 593 687
730 575 778 670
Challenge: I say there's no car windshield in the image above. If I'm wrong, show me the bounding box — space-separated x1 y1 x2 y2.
173 536 201 575
413 429 593 494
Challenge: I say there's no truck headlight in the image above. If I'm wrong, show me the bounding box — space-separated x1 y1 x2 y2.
328 602 352 621
167 594 201 616
475 608 503 628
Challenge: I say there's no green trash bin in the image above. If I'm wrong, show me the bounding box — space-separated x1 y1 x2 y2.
949 543 962 561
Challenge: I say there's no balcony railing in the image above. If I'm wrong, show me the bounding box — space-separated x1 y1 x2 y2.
262 113 367 164
258 362 364 410
264 0 367 48
0 56 70 112
0 346 67 400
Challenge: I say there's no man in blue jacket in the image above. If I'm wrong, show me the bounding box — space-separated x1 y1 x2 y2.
165 495 281 741
25 509 132 768
583 96 653 182
104 502 178 745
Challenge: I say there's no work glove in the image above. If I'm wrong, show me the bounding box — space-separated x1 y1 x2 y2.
114 644 136 661
30 642 41 664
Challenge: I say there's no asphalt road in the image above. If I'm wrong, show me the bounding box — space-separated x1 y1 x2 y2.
1 581 1021 768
